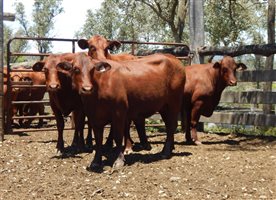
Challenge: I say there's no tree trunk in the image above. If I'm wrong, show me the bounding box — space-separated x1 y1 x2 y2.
174 0 188 42
263 0 275 114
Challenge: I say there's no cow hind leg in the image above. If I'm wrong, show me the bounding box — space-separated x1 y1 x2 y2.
37 103 45 127
71 110 86 152
133 118 151 151
124 119 134 155
102 126 114 153
184 107 194 144
111 111 126 170
160 108 178 159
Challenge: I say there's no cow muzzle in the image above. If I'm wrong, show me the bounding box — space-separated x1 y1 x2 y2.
80 85 93 95
228 80 237 86
48 83 60 91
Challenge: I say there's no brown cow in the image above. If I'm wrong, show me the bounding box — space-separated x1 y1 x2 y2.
78 34 136 61
78 35 150 153
59 52 186 172
183 56 247 144
13 66 46 127
3 67 24 127
32 53 92 154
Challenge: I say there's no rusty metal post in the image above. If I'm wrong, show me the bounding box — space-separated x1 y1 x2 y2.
5 39 13 134
0 0 4 141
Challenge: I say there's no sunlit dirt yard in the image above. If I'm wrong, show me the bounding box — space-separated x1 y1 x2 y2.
1 128 276 200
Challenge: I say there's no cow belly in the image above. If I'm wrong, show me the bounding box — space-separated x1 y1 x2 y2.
128 100 164 119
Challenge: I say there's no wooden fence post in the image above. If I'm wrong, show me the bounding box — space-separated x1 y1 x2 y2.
0 6 16 141
263 0 275 114
0 0 4 142
189 0 204 64
189 0 205 131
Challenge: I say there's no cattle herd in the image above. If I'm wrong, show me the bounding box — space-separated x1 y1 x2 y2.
4 35 247 172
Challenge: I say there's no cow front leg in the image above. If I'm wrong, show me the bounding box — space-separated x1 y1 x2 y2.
190 102 202 145
85 124 93 150
55 112 65 155
72 109 86 152
184 107 194 144
88 126 104 172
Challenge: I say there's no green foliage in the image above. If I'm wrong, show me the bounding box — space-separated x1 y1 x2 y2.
144 118 164 133
3 24 29 64
15 0 64 54
75 0 187 45
204 0 266 46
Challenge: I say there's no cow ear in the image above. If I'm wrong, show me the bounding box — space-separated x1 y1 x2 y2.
213 62 221 69
32 61 45 71
95 62 111 72
237 63 247 71
107 40 121 51
57 62 73 71
78 39 89 50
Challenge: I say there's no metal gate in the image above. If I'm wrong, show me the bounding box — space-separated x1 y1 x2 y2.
5 36 192 135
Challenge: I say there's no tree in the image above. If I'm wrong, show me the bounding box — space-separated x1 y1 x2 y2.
3 24 28 64
204 0 262 47
76 0 188 45
15 0 63 58
136 0 188 43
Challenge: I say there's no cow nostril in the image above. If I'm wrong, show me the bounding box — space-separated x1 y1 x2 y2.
82 86 92 91
229 80 237 86
49 84 59 89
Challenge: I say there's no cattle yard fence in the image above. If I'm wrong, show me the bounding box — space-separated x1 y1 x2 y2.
4 37 192 137
200 69 276 128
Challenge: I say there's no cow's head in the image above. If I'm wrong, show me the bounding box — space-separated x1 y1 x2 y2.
213 56 247 86
58 52 111 95
78 35 121 59
32 54 70 91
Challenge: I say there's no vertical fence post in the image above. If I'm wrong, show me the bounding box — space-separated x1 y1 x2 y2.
189 0 205 131
0 0 4 141
189 0 204 64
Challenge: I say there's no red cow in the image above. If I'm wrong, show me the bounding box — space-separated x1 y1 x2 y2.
32 53 92 154
59 52 186 172
183 56 247 144
3 67 24 127
78 34 136 61
78 35 150 153
13 66 46 127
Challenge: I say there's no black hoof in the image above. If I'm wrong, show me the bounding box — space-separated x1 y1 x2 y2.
185 140 202 145
86 162 103 173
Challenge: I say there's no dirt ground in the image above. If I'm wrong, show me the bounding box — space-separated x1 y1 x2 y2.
1 127 276 200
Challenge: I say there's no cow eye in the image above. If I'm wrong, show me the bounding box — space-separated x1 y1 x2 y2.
73 67 80 74
222 68 228 73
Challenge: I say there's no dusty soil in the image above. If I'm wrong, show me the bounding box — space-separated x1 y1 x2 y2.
1 128 276 200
